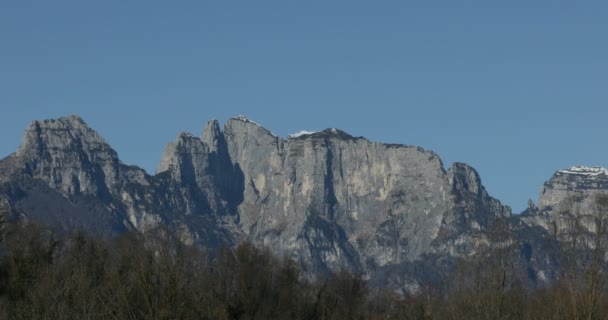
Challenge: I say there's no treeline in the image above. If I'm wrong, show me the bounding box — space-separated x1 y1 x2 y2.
0 221 370 319
1 219 608 319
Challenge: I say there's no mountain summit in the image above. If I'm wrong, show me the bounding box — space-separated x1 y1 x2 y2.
1 115 603 291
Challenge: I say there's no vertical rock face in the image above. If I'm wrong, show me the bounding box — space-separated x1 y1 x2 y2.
0 114 513 289
3 116 243 241
156 132 217 215
16 116 119 197
156 120 244 217
7 116 158 233
15 116 150 199
442 163 511 240
219 117 510 274
436 163 511 254
524 166 608 233
517 166 608 286
538 166 608 210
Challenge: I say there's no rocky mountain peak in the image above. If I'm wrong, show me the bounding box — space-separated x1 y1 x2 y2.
16 115 113 159
448 162 482 195
558 165 608 176
307 128 359 141
156 132 207 176
201 119 220 139
0 114 522 291
201 119 226 154
538 165 608 210
287 130 318 139
439 162 510 245
527 199 538 211
13 116 125 196
233 115 260 125
224 116 278 140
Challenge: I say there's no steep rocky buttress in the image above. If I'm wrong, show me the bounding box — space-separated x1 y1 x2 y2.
0 115 515 290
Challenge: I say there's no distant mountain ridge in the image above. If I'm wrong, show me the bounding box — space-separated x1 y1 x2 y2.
1 115 606 291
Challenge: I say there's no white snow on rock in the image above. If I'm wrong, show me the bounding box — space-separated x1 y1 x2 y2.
558 166 608 176
288 131 317 138
232 115 279 137
234 115 261 126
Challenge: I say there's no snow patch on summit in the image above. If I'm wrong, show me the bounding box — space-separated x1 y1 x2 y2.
558 166 608 176
234 115 261 126
232 115 278 137
288 131 317 139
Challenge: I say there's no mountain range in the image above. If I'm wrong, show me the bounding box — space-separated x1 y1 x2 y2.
1 115 606 292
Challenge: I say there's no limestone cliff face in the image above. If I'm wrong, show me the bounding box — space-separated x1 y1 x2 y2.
523 166 608 236
433 163 512 256
156 120 243 217
217 117 510 274
2 116 237 240
0 115 512 288
15 115 149 197
0 117 144 233
510 166 608 286
538 166 608 210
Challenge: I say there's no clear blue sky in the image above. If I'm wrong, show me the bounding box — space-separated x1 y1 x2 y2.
1 1 607 212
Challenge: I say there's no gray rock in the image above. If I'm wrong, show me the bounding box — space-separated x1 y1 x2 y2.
512 166 608 286
0 114 515 290
538 166 608 210
221 117 510 275
524 166 608 235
